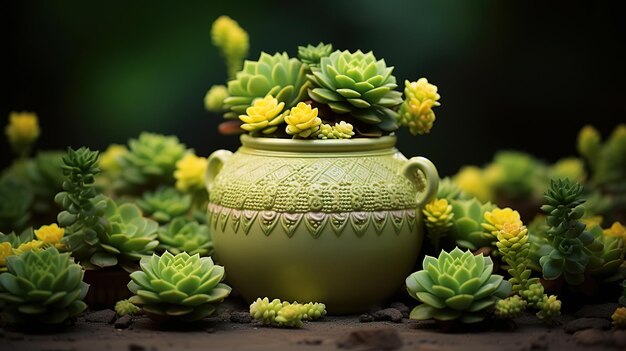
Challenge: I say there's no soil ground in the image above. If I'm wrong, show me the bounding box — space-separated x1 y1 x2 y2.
1 297 624 351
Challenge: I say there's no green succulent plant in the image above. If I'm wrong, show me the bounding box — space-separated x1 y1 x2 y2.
0 175 33 233
485 151 547 200
406 247 511 323
437 177 465 201
308 50 403 132
495 295 527 319
249 297 326 328
99 199 159 271
223 52 310 120
0 228 35 248
586 224 625 283
115 298 141 316
0 247 88 325
25 151 66 216
137 187 192 223
447 198 496 250
157 217 212 256
539 179 603 285
298 42 333 67
128 251 231 322
116 133 187 193
55 147 110 267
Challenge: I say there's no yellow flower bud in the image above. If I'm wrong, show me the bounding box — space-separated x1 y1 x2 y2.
398 78 441 136
0 242 13 267
239 95 286 134
331 121 354 139
453 166 492 202
581 215 603 229
482 208 523 236
5 112 40 157
5 111 40 144
16 240 44 254
423 198 454 232
604 221 626 240
613 306 626 329
35 223 65 246
404 78 441 104
174 153 208 193
211 16 249 78
285 102 321 138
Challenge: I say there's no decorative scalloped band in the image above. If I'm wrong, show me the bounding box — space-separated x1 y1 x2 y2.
207 203 418 238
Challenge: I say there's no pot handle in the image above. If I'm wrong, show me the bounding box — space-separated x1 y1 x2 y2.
206 149 233 193
402 157 439 208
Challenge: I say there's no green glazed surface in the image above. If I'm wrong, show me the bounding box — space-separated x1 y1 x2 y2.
207 135 438 314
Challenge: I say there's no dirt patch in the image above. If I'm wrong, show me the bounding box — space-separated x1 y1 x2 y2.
0 298 622 351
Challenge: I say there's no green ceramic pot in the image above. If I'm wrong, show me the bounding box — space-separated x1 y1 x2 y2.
206 135 438 314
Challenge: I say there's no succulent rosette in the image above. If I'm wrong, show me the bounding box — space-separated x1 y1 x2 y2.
447 198 496 250
157 217 212 256
98 199 159 271
298 42 333 67
0 175 33 233
137 187 191 223
586 224 625 283
308 50 403 132
223 52 310 120
128 251 231 322
116 132 187 192
406 247 511 323
0 247 88 325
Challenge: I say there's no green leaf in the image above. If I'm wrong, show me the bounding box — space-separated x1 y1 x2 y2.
409 304 435 320
415 292 446 309
445 294 474 310
90 252 118 268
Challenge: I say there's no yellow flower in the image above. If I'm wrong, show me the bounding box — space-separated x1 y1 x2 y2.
285 102 322 138
613 306 626 329
0 242 13 267
16 240 44 254
35 223 65 246
423 198 454 232
405 78 440 105
239 95 286 134
398 78 441 136
5 111 40 143
453 166 492 202
175 153 208 193
204 85 229 112
604 222 626 240
497 223 528 246
482 208 523 236
581 216 604 229
100 144 128 174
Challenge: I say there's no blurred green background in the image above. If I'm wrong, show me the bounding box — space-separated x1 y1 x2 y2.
2 0 624 176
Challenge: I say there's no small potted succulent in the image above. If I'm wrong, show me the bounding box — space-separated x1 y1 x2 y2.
203 16 441 313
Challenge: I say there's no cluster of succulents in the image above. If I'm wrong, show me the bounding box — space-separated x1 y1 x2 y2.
204 17 441 139
249 297 326 328
127 251 231 322
0 247 88 325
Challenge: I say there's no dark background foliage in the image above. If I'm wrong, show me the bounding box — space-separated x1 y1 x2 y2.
2 0 624 176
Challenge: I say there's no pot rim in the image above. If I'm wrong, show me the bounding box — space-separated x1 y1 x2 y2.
240 134 397 153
